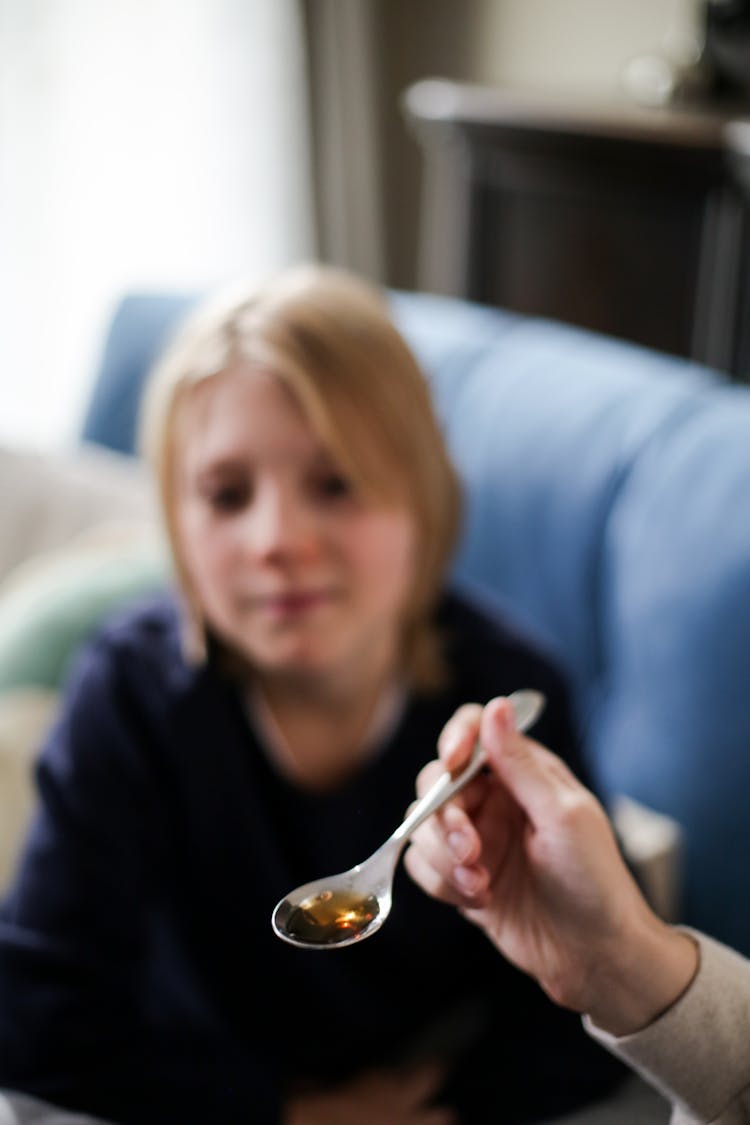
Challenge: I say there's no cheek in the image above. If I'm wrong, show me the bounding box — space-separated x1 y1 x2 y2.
176 505 233 596
347 515 418 604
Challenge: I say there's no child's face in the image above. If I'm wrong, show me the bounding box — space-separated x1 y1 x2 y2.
174 368 418 686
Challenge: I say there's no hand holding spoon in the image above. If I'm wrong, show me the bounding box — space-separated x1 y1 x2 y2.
272 689 546 950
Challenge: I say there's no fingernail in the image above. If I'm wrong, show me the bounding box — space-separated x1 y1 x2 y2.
453 865 482 895
439 729 461 764
447 830 471 862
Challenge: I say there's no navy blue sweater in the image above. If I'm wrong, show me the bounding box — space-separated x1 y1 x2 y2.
0 590 624 1122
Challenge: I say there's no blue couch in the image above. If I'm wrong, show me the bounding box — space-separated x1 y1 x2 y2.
83 288 750 956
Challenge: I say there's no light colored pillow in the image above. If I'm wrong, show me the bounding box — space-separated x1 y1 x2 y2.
0 687 59 894
0 443 153 584
0 524 168 694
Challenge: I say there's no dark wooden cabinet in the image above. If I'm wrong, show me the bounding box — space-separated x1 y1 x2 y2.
404 79 750 379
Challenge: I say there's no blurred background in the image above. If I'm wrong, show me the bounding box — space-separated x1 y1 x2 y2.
0 0 737 450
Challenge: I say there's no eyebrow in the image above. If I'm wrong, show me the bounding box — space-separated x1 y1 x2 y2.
194 457 247 476
180 457 248 495
190 446 339 480
186 456 246 484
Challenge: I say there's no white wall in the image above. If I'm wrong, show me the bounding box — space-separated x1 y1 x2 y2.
0 0 314 452
472 0 702 92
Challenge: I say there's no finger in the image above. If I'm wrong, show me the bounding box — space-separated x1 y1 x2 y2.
481 697 584 828
439 800 484 864
420 1110 459 1125
402 839 461 906
450 861 492 902
411 801 482 872
435 758 520 874
355 1059 446 1108
341 1063 457 1124
411 762 487 836
414 758 494 829
403 840 490 908
406 796 492 905
395 1059 449 1110
415 1107 459 1125
409 764 520 897
415 758 446 799
404 837 492 904
437 702 483 771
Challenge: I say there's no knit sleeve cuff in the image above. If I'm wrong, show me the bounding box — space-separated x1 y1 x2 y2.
583 929 750 1121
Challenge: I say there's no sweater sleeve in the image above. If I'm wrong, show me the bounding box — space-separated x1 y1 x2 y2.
583 930 750 1124
0 636 281 1124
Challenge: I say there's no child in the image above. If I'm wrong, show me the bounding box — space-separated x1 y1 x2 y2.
0 266 624 1123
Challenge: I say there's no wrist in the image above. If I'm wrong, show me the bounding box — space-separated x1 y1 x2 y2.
585 913 699 1037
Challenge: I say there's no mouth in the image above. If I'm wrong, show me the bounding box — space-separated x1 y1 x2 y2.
249 589 339 616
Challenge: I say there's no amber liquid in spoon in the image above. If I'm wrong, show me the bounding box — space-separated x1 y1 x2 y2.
284 888 380 946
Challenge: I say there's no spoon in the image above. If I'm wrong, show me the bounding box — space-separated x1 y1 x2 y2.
271 688 546 950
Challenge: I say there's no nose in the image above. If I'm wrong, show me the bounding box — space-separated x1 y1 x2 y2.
240 482 319 562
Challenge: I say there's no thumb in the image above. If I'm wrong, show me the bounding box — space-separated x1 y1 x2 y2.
480 696 580 828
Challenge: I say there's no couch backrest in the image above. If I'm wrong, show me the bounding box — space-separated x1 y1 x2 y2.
392 293 750 954
83 287 750 954
81 293 202 455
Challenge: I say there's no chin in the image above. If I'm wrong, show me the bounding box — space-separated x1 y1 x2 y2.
244 643 334 677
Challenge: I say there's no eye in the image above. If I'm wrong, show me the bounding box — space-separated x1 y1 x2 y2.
202 481 250 513
314 471 352 501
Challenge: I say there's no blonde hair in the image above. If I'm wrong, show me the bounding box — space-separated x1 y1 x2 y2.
140 264 462 690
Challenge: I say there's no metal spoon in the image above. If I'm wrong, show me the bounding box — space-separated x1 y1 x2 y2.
271 688 546 950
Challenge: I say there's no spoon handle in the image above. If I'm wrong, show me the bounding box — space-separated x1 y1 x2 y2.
390 689 546 846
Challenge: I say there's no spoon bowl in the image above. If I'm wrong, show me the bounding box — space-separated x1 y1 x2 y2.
272 688 546 949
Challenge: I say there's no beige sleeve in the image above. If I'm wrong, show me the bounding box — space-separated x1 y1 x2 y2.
584 930 750 1124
